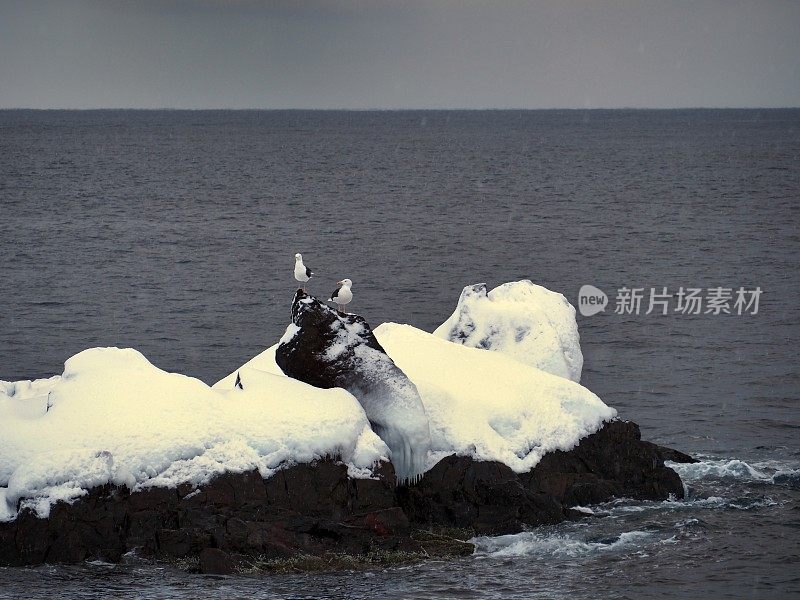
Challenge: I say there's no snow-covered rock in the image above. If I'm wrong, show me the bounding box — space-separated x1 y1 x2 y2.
0 347 388 521
433 281 583 382
373 323 615 473
212 326 290 391
274 292 431 484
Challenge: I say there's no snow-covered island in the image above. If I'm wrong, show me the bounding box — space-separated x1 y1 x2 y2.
0 281 692 572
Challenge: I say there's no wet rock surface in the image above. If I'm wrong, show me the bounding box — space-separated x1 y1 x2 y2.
0 420 687 567
400 420 686 534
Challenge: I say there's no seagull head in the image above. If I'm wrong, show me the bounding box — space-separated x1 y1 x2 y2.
338 278 352 287
295 253 302 261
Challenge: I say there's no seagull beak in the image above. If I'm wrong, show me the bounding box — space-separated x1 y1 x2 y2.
336 280 343 285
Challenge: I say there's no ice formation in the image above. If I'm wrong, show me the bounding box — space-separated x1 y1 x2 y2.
434 281 583 382
274 293 431 484
373 323 615 473
0 347 388 521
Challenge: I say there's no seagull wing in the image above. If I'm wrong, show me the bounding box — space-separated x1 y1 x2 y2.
306 266 313 278
329 287 340 301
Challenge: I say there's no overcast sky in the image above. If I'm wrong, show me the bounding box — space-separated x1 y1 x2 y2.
1 0 798 109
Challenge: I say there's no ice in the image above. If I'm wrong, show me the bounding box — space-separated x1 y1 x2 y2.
348 340 431 484
434 281 583 382
0 347 388 521
212 335 286 391
373 323 615 473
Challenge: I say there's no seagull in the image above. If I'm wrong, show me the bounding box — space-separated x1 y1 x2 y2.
329 279 353 312
294 253 313 292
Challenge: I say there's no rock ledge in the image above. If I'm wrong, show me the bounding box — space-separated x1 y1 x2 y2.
0 420 690 568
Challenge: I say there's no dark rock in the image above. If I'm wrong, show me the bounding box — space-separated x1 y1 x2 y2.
0 420 686 565
199 547 235 575
0 458 405 567
399 455 565 535
0 411 686 567
350 461 398 513
650 443 699 464
157 529 194 558
274 290 430 482
395 419 684 535
520 420 685 506
263 460 351 517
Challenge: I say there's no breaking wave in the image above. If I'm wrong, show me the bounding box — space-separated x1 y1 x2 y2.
472 530 654 558
667 458 800 488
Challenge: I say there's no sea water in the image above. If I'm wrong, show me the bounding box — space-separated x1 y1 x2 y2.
0 109 798 598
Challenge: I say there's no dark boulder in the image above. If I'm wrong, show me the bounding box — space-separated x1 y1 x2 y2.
519 420 686 506
649 443 699 464
0 458 457 568
399 419 686 534
275 290 431 483
399 455 565 535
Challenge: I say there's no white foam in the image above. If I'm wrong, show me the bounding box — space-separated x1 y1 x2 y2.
667 459 769 483
473 530 653 558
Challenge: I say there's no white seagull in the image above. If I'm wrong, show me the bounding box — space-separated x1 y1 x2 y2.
329 279 353 312
294 253 313 292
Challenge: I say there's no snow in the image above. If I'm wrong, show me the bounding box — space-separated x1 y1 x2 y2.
213 344 282 390
434 281 584 382
2 281 617 520
373 323 615 473
0 347 388 521
211 325 295 390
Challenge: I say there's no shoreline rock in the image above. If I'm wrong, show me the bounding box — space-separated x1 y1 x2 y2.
0 287 694 569
0 420 689 568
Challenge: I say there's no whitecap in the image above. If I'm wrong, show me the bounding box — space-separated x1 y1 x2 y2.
472 530 653 558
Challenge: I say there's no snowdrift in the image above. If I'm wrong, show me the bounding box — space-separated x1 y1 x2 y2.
434 281 583 382
374 323 615 473
0 348 387 521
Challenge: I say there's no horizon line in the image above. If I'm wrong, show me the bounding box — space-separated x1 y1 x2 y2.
2 105 799 112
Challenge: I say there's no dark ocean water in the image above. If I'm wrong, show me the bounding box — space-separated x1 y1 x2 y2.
1 109 799 598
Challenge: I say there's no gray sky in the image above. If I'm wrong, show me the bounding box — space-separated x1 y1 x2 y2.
1 0 798 109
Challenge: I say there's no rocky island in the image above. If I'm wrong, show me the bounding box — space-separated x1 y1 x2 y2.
0 282 694 573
